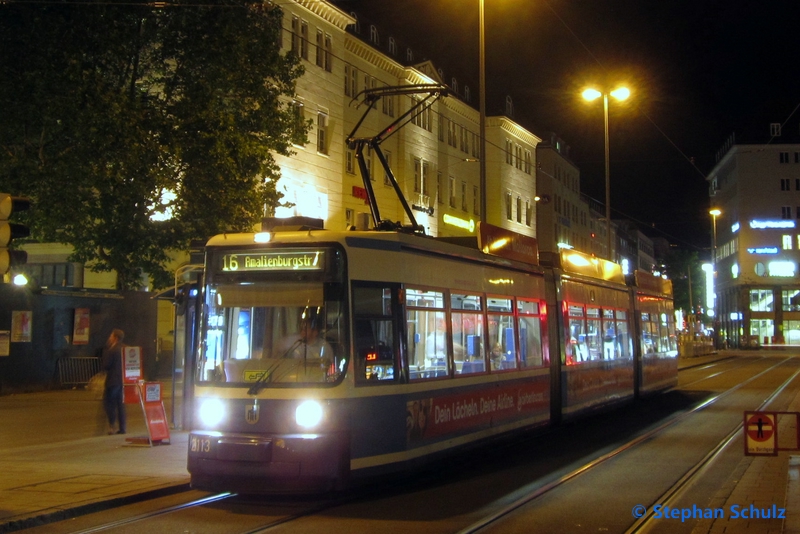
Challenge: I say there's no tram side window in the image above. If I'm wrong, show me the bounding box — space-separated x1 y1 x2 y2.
488 297 516 371
659 310 672 353
602 308 617 360
353 285 398 383
517 299 544 367
616 310 631 359
586 307 602 361
566 304 587 364
640 313 655 354
662 307 678 353
452 293 485 375
407 288 449 380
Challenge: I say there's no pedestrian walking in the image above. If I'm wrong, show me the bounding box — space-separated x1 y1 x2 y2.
101 329 126 435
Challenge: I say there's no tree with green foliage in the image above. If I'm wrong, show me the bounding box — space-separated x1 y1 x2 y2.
0 0 308 290
661 247 705 319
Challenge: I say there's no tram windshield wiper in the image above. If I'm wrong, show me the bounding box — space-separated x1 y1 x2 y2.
246 340 302 395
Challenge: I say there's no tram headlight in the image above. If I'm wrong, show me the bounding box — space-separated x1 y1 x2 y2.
295 400 324 428
199 398 226 427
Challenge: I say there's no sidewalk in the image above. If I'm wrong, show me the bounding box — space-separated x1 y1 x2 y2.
0 389 190 533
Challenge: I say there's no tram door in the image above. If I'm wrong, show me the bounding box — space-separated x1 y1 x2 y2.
173 283 199 430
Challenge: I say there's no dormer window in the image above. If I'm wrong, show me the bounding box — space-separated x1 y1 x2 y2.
451 78 458 94
370 24 379 45
406 47 414 62
388 37 397 56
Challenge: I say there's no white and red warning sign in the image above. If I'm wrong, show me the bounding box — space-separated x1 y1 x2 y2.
744 411 777 456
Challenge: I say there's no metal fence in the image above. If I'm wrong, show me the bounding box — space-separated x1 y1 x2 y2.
57 357 101 386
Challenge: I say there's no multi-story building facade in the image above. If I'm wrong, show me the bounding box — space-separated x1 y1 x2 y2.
272 1 540 241
707 133 800 348
536 133 612 259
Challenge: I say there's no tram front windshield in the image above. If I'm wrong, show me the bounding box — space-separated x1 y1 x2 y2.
197 280 346 386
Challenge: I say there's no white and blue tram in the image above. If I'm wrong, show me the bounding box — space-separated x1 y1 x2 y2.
187 221 677 493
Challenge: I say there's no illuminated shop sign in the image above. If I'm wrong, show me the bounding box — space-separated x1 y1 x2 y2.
750 220 796 229
731 222 740 233
747 247 779 254
443 214 476 233
221 250 324 272
768 261 796 277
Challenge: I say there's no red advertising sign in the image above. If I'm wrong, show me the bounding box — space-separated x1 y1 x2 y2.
123 346 142 404
406 378 549 444
141 382 170 443
126 382 170 446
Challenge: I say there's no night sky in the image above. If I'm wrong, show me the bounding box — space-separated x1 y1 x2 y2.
330 0 800 253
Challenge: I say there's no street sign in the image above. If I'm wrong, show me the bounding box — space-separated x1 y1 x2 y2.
744 411 777 456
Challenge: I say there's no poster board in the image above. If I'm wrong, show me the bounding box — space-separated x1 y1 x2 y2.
72 308 90 345
123 346 142 404
125 381 171 446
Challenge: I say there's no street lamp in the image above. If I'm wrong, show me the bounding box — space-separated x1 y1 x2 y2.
479 0 487 224
709 208 721 347
582 86 630 260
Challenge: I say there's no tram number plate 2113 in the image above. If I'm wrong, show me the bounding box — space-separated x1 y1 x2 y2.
190 436 212 454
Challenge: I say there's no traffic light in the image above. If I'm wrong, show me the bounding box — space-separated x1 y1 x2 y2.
0 193 31 278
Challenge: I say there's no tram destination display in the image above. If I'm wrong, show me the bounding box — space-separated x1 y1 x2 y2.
220 250 325 272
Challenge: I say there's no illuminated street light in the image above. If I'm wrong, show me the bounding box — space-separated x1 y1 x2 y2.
479 0 487 224
709 208 721 347
582 86 630 260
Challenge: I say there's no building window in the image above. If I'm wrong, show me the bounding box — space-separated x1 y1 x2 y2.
346 147 355 174
464 86 470 102
461 181 468 211
344 65 357 97
369 24 379 45
388 37 397 56
315 31 332 71
771 123 782 137
449 176 456 208
524 150 532 174
780 152 790 164
784 235 793 250
782 178 790 191
382 87 394 117
525 200 532 226
783 290 800 311
505 139 513 165
437 172 443 204
406 47 414 62
292 101 305 141
291 17 308 60
414 158 422 193
783 206 792 219
750 289 774 312
316 112 328 154
474 185 480 215
506 192 512 220
516 196 522 223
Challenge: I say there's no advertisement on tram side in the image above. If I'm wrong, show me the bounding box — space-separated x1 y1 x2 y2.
406 377 550 444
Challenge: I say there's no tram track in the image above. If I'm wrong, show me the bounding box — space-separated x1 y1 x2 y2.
455 355 798 534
